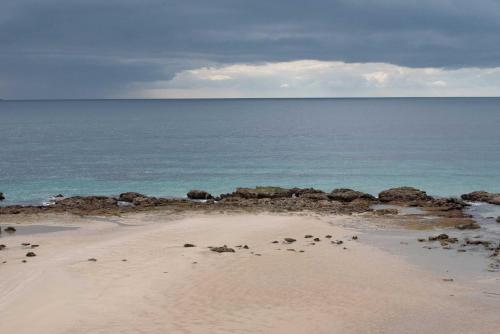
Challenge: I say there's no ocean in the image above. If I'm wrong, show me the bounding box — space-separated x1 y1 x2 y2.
1 98 499 205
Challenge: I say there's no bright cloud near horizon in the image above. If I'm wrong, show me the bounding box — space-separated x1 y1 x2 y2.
2 0 500 99
130 60 500 98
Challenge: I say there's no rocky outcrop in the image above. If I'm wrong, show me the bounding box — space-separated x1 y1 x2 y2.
55 196 118 211
378 187 432 203
187 190 213 200
328 188 375 202
221 186 293 199
0 192 4 201
118 192 147 203
461 191 500 205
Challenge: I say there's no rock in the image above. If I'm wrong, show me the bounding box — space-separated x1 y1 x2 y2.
21 242 30 246
428 234 457 242
4 226 16 233
183 243 196 247
222 186 292 199
88 258 97 262
210 245 235 253
417 238 426 242
54 194 64 198
352 236 358 240
461 191 500 205
26 252 36 257
328 188 375 202
456 222 480 230
497 216 500 223
31 244 39 248
313 237 320 242
332 240 343 245
325 235 332 238
0 192 4 201
442 278 454 282
284 238 296 243
187 190 213 200
378 187 432 203
118 192 147 203
271 240 279 244
55 196 118 211
243 245 249 249
373 208 399 215
0 244 6 250
304 235 313 238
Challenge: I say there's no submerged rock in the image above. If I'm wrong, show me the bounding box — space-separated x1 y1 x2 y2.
0 192 4 201
4 226 16 233
328 188 375 202
378 187 432 203
187 190 213 200
456 222 480 230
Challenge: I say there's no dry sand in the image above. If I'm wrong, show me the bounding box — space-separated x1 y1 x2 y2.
0 212 499 333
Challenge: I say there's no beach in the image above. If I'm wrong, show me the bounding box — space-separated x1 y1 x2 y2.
1 211 499 334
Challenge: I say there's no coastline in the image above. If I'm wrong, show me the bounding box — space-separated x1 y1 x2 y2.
0 212 499 333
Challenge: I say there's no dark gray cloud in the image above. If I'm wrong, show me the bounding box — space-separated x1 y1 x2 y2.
1 0 500 98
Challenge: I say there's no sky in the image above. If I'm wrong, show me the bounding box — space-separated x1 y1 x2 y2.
1 0 500 99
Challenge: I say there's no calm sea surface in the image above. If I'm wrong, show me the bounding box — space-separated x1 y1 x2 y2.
1 98 499 205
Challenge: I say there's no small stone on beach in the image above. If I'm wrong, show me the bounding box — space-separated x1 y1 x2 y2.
184 243 196 247
284 238 296 243
4 226 16 233
210 245 235 253
88 258 97 262
26 252 36 257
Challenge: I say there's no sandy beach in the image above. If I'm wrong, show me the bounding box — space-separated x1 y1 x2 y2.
1 212 499 334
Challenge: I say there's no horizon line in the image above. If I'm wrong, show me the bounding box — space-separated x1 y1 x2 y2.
2 96 500 102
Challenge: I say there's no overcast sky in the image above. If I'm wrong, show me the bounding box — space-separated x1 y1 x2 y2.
2 0 500 99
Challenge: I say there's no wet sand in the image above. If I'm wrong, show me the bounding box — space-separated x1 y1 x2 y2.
0 212 499 333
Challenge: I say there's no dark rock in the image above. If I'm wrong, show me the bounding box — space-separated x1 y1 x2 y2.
417 238 426 242
456 222 480 230
496 216 500 223
284 238 296 243
0 192 5 201
21 242 30 246
373 208 399 215
54 194 64 198
378 187 432 203
328 188 375 202
31 244 39 248
0 244 6 250
222 186 292 199
461 191 500 205
313 237 320 242
55 196 118 211
26 252 36 257
183 243 196 247
4 226 16 233
88 258 97 262
352 236 358 240
187 190 213 200
271 240 279 244
119 192 147 203
304 235 313 238
325 235 332 238
332 240 343 245
210 245 235 253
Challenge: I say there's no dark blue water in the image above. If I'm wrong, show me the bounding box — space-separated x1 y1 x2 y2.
1 98 499 205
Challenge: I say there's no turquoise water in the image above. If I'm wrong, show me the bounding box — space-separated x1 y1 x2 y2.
1 98 499 205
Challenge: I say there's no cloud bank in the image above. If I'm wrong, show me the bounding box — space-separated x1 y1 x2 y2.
1 0 500 98
131 60 500 98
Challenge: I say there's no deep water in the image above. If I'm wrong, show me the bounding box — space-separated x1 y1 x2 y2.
1 98 499 205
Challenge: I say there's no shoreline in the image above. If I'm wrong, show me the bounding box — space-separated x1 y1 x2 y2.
1 212 499 333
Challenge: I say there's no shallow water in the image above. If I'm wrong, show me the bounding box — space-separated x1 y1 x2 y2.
1 98 500 205
0 224 78 237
